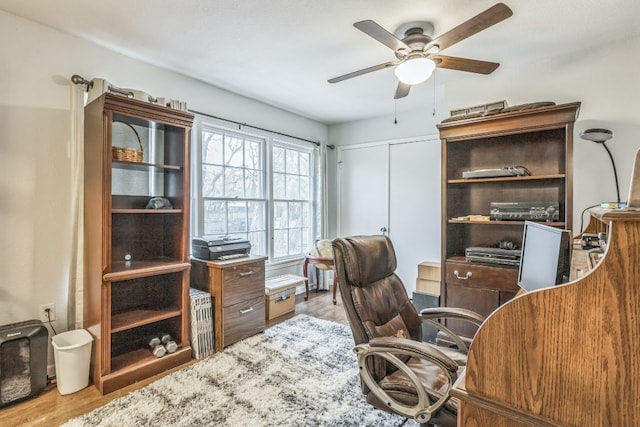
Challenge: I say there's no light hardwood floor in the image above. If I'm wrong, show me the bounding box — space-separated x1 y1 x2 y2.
0 290 348 427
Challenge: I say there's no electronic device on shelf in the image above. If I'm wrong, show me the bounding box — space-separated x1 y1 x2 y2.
465 246 521 267
462 166 531 179
192 235 251 260
625 147 640 210
490 202 559 222
517 221 572 292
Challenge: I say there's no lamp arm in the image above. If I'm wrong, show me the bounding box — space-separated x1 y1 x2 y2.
601 142 621 203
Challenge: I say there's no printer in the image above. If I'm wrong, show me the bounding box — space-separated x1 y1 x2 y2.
192 235 252 260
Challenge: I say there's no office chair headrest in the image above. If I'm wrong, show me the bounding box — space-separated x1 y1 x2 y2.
333 235 397 287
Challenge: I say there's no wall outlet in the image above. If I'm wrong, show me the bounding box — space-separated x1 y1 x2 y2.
40 303 56 322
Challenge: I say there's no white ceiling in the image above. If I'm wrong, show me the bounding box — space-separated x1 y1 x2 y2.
1 0 639 124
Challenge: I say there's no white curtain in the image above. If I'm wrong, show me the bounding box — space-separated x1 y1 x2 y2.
68 82 85 329
318 142 330 239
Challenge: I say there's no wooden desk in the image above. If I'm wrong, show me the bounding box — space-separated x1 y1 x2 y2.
452 209 640 426
190 256 267 352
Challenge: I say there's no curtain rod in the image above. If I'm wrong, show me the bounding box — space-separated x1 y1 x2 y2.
69 75 334 149
189 109 334 149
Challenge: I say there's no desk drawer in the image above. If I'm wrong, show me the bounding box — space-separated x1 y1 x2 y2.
223 295 265 346
223 261 265 306
445 259 519 292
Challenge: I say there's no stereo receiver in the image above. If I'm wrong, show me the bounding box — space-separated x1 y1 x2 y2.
490 202 559 222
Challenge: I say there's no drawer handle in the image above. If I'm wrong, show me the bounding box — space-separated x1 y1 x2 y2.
239 307 254 314
239 271 255 277
454 270 473 280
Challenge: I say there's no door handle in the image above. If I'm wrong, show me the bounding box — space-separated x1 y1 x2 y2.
239 271 255 277
380 227 388 235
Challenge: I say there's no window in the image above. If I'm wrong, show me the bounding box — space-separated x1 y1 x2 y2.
193 119 318 263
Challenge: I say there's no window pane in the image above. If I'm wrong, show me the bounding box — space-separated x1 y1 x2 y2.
245 168 262 199
300 176 310 200
204 200 226 235
202 132 223 165
273 172 285 199
289 228 302 254
248 201 266 231
286 149 299 174
224 167 244 198
299 152 310 176
245 140 261 169
273 229 288 258
248 231 267 256
274 201 288 229
228 201 247 233
203 165 224 197
224 136 244 167
302 228 311 252
286 174 300 200
273 146 285 173
289 202 302 228
302 202 310 227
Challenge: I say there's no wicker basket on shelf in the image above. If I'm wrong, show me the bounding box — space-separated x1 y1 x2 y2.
112 121 144 162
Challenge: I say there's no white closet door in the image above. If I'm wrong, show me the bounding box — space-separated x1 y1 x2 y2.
389 139 441 294
337 143 389 237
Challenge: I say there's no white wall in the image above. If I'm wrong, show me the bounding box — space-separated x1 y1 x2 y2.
0 10 328 336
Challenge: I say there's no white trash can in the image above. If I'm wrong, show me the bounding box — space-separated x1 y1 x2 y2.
52 329 93 395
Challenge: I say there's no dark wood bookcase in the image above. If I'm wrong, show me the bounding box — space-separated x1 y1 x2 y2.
437 102 581 339
83 93 193 394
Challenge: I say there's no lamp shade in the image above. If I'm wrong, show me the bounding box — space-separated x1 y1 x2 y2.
394 58 436 85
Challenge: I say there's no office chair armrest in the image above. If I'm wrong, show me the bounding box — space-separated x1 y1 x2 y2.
355 337 458 424
367 336 459 372
419 307 485 353
420 307 485 324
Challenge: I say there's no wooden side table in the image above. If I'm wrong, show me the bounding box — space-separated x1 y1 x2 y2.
303 256 338 305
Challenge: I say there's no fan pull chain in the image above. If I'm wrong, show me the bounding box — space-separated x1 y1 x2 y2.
432 69 437 116
394 100 398 124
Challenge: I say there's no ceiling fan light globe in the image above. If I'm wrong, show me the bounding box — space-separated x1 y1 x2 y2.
394 58 436 85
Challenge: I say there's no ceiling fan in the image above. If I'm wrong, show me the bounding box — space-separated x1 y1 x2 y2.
328 3 513 99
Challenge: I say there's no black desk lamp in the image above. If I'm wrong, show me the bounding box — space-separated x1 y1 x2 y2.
580 128 622 207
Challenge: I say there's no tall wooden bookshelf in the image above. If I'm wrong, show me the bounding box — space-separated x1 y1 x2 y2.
437 102 580 339
83 93 193 394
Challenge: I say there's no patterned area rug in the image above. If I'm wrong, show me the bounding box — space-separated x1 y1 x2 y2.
62 315 405 427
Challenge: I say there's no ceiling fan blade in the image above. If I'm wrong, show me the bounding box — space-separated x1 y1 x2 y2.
354 20 411 52
428 3 513 52
432 55 500 74
394 82 411 99
328 60 399 83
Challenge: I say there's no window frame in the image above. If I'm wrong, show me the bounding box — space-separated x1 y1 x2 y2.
192 117 319 264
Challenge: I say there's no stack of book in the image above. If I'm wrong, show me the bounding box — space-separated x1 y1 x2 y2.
189 288 214 359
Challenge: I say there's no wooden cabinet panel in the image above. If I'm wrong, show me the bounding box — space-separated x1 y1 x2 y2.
444 283 499 339
445 259 519 292
223 295 265 346
223 261 266 307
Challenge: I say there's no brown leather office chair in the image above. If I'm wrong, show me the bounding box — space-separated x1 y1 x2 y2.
332 235 485 427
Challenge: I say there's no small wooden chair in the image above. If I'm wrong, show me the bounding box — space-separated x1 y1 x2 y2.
303 255 338 305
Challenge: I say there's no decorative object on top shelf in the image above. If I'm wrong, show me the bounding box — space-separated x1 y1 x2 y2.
71 74 188 112
450 100 507 119
146 197 173 210
580 128 622 206
112 120 143 162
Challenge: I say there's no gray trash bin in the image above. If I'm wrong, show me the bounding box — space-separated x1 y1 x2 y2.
51 329 93 395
